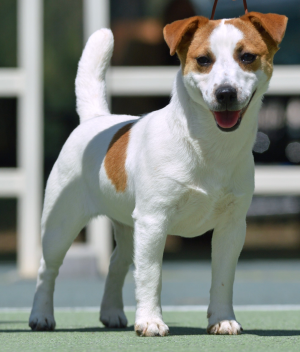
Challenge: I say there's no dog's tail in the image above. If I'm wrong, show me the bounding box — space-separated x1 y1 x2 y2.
75 29 114 123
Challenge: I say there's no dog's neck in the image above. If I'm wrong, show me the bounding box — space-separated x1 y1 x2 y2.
167 69 260 164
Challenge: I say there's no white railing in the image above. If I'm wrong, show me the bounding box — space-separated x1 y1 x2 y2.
255 166 300 195
107 65 300 96
0 0 43 278
0 68 25 96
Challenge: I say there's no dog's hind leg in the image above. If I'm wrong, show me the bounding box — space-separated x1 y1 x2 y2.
29 169 92 331
100 220 133 328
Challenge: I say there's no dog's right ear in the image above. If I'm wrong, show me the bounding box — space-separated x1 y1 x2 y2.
163 16 209 56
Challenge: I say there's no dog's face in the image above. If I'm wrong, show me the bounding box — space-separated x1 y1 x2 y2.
164 13 287 132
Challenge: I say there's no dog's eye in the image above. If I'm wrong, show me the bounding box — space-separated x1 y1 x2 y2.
196 56 211 66
240 53 257 64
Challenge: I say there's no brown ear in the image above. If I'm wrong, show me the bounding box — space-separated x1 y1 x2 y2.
241 12 288 46
163 16 209 56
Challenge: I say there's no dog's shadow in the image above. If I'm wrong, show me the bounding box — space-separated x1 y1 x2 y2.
0 325 132 334
169 326 300 337
1 323 300 336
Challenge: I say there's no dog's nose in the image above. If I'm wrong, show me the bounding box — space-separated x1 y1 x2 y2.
215 86 237 104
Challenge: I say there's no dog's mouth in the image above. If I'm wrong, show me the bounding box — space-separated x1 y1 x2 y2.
212 91 256 132
213 110 242 131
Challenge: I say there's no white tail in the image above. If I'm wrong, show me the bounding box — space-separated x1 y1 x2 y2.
75 29 114 123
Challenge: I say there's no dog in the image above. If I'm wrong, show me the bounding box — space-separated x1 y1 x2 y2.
29 12 287 336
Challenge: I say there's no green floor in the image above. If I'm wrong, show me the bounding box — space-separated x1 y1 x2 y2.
1 310 300 352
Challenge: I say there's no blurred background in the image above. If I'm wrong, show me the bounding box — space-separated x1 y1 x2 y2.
0 0 300 306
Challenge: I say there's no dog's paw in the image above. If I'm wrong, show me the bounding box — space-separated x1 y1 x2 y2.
100 308 128 328
207 320 242 335
135 318 169 337
29 312 56 331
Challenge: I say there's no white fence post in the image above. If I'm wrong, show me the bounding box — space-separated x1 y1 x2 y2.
17 0 43 277
83 0 110 39
83 0 112 275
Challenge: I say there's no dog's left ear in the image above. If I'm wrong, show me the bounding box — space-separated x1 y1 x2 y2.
163 16 209 56
241 12 288 47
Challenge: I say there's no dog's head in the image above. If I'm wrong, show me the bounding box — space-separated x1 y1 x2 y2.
164 13 288 132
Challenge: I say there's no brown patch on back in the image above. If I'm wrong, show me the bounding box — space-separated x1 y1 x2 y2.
179 20 221 75
104 122 133 192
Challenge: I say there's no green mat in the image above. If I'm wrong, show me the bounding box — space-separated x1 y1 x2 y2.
1 310 300 352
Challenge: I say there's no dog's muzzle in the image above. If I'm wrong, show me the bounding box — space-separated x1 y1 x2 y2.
212 89 256 132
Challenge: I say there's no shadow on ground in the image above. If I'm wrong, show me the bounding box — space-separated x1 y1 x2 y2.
0 325 134 333
1 324 300 336
169 327 300 336
245 329 300 336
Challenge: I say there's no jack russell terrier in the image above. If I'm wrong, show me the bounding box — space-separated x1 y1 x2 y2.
29 12 287 336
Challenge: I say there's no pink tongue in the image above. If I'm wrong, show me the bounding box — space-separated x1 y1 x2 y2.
213 110 241 128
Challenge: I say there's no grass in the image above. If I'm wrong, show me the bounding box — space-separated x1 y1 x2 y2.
1 310 300 351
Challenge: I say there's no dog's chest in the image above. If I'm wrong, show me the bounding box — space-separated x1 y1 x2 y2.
169 185 239 237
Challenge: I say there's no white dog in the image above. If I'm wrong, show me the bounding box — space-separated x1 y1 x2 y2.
29 12 287 336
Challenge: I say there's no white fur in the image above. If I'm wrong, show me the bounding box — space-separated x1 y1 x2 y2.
29 24 271 336
75 29 113 122
184 20 269 113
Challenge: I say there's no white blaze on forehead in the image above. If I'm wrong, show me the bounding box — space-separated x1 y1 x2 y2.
205 19 248 91
182 18 261 111
210 19 243 60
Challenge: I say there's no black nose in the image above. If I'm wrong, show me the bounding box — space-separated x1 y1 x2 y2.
215 86 237 104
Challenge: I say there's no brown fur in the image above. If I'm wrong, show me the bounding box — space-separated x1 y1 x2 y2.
226 18 274 79
163 16 209 56
163 13 287 79
180 21 221 75
104 123 133 192
227 13 287 79
241 12 288 46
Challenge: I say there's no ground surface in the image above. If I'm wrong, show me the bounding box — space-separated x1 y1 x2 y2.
1 261 300 351
1 310 300 352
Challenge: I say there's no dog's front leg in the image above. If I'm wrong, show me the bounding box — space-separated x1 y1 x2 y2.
207 219 246 335
133 217 169 337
